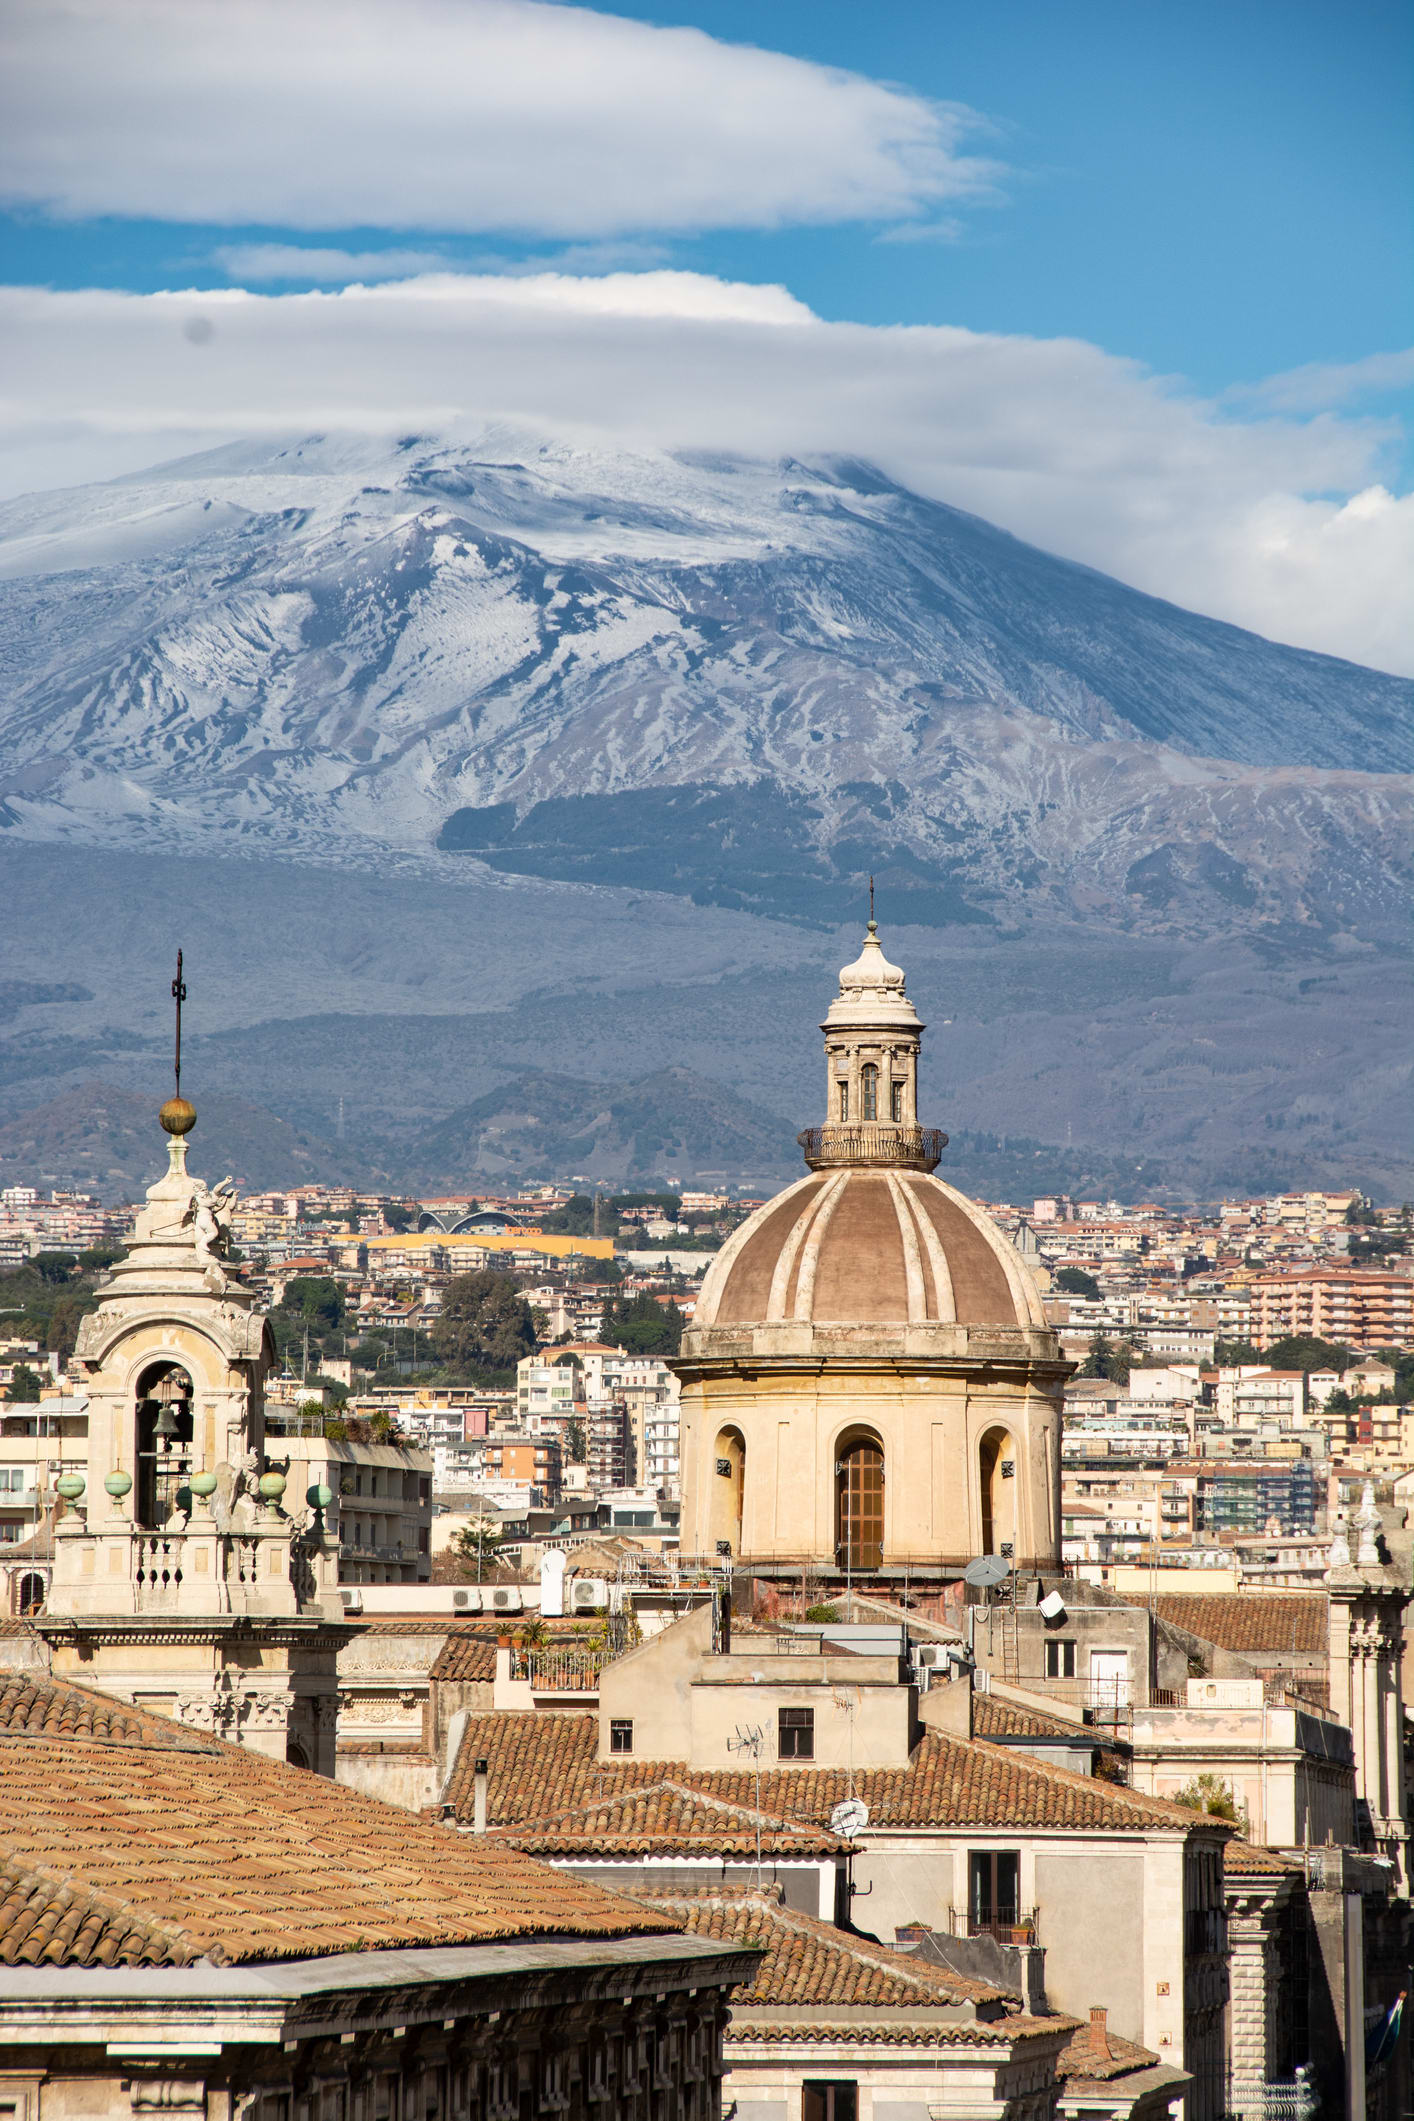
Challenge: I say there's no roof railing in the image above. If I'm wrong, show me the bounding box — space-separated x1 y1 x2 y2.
798 1123 947 1172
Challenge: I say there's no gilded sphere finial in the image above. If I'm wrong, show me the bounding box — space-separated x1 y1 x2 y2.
159 1095 197 1137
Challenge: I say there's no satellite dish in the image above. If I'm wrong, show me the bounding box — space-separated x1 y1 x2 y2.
963 1555 1013 1590
830 1798 870 1840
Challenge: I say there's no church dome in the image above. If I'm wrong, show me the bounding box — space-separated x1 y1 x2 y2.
695 1166 1046 1332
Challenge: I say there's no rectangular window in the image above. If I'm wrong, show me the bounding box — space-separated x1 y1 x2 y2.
1044 1639 1076 1679
778 1706 814 1760
969 1850 1020 1934
890 1079 903 1123
609 1718 634 1754
803 2083 857 2121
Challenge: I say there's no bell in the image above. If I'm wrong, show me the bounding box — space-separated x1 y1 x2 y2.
153 1403 181 1443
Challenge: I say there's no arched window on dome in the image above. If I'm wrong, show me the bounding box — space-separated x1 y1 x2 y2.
134 1361 194 1530
861 1064 879 1122
890 1078 903 1124
836 1432 884 1571
710 1425 745 1559
837 1079 849 1122
978 1426 1017 1559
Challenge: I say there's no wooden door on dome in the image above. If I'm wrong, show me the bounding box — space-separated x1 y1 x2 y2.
837 1439 884 1570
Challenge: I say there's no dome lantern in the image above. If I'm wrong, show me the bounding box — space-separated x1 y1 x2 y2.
799 910 946 1174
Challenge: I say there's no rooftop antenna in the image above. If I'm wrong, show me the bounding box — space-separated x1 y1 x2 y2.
727 1724 766 1884
171 950 187 1100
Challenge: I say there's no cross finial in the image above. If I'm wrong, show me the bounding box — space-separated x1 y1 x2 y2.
867 874 876 934
171 949 186 1099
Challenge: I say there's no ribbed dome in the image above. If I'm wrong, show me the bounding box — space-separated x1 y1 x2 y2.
696 1168 1046 1332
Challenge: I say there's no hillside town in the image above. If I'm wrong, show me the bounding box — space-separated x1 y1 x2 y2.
0 923 1409 2121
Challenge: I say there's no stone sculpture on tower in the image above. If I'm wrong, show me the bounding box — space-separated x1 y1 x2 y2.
38 958 343 1771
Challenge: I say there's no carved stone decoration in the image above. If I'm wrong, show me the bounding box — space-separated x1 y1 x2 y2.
240 1689 296 1732
128 2079 209 2115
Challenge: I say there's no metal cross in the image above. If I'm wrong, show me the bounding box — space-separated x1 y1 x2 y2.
868 873 875 926
171 950 187 1098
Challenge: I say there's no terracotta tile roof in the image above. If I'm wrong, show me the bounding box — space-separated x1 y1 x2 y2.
971 1695 1091 1743
430 1632 499 1683
1152 1593 1327 1657
1223 1839 1304 1877
489 1780 848 1859
1058 2016 1161 2084
0 1674 678 1967
628 1887 1011 2011
445 1714 1220 1835
0 1856 202 1968
726 2016 1063 2047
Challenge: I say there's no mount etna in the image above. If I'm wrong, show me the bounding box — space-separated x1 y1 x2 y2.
0 427 1408 1198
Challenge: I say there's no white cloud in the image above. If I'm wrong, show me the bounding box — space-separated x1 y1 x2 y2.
213 245 453 283
0 270 1410 675
0 0 998 238
1233 347 1414 415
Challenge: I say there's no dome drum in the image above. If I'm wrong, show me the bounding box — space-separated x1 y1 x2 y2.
798 1122 947 1173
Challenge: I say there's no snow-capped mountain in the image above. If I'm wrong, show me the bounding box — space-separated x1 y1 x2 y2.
0 427 1409 939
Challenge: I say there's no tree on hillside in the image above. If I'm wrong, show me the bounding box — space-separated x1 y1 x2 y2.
602 1292 684 1358
279 1277 345 1331
431 1272 538 1373
1055 1266 1102 1301
1262 1336 1351 1374
1213 1340 1264 1367
1079 1334 1139 1384
32 1252 78 1285
4 1365 41 1404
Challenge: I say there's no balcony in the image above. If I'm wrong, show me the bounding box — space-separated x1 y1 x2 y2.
945 1905 1039 1945
798 1123 947 1172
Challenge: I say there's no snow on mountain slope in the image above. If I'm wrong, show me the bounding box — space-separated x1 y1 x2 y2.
0 427 1408 937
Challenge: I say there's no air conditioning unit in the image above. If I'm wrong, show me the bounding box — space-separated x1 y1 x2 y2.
570 1578 609 1611
915 1645 945 1669
339 1589 363 1613
451 1588 482 1612
488 1586 523 1614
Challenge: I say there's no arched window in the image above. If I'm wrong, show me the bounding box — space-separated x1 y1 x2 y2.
838 1079 849 1122
16 1571 45 1616
836 1434 884 1571
135 1361 194 1530
861 1064 879 1122
710 1426 745 1559
978 1427 1016 1559
890 1078 904 1123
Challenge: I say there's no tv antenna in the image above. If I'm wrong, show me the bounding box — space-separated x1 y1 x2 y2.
727 1725 766 1883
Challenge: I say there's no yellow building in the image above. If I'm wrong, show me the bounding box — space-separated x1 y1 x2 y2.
676 920 1068 1580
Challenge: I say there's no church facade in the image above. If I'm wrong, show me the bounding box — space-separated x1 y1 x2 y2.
676 922 1070 1580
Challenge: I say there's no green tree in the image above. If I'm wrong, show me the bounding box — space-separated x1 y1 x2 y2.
602 1291 684 1357
564 1417 587 1463
1263 1335 1351 1374
280 1277 345 1332
382 1202 417 1233
431 1272 538 1373
1055 1266 1102 1301
77 1243 123 1272
1172 1773 1247 1829
1213 1340 1264 1367
31 1252 78 1285
44 1294 89 1361
452 1517 504 1579
1080 1334 1138 1384
4 1364 42 1403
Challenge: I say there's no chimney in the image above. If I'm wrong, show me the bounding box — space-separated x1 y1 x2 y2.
473 1757 489 1834
1089 2006 1112 2062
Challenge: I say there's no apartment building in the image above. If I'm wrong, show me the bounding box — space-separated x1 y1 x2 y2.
1252 1267 1414 1348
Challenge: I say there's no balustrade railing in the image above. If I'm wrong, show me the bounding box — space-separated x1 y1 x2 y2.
510 1644 613 1692
797 1123 947 1172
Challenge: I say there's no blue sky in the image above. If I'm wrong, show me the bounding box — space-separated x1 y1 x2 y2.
0 0 1410 669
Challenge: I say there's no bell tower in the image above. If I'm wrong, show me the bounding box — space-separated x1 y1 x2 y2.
37 957 344 1772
